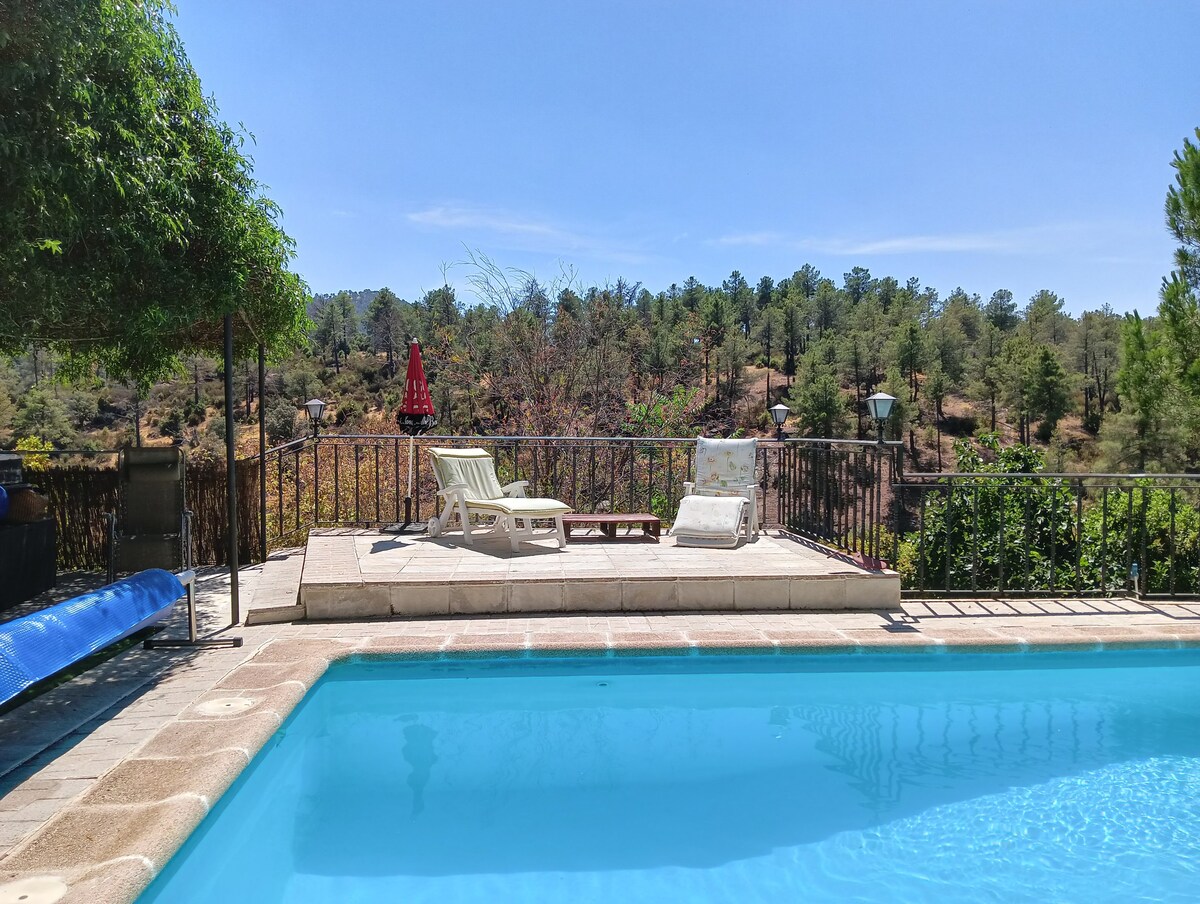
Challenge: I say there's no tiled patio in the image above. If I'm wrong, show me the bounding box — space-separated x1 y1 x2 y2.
294 528 901 620
2 552 1200 902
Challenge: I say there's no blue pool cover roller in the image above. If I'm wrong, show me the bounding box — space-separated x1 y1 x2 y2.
0 568 184 705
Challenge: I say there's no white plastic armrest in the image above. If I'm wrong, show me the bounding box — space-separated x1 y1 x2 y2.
437 483 469 498
501 480 529 498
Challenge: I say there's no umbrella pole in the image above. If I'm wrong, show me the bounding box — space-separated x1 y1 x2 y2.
404 434 415 526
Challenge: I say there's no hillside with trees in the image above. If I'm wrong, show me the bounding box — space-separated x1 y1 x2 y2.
0 260 1150 473
4 52 1199 477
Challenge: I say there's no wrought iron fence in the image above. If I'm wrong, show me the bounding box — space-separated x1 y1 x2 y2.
776 438 900 562
255 435 731 548
248 433 900 563
31 435 1200 601
893 474 1200 599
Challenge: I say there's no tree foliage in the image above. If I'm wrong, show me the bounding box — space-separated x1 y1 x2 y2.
0 0 307 384
898 435 1078 592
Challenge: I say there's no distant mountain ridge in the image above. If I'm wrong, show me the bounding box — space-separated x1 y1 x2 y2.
309 289 379 317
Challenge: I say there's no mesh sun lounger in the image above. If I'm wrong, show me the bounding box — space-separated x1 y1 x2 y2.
425 448 572 552
106 446 192 584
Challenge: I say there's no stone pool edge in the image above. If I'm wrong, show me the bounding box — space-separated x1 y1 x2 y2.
5 626 1200 904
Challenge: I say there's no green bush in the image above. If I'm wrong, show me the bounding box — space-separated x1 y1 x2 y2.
265 400 298 445
899 436 1200 594
159 408 183 438
899 435 1077 592
1079 486 1200 594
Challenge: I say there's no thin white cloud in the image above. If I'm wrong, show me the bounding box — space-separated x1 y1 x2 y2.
407 204 650 266
712 222 1121 257
408 206 561 238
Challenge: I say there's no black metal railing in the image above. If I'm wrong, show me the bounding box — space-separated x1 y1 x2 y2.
253 435 719 548
777 438 901 562
247 433 901 563
36 434 1200 599
893 474 1200 599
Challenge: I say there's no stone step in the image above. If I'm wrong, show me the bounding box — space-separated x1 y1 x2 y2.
244 549 305 625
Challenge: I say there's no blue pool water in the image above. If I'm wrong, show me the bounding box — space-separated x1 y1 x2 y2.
140 650 1200 903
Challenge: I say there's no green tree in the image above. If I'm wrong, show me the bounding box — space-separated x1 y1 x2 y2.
926 366 948 469
792 264 821 299
0 0 308 383
843 266 873 304
1024 290 1068 345
891 321 924 402
12 385 75 446
723 270 754 336
755 275 775 313
754 304 783 398
983 289 1019 332
717 331 753 417
1024 346 1071 443
1071 306 1122 432
680 276 705 312
313 292 359 372
967 323 1006 433
1107 313 1181 470
789 371 849 438
1160 127 1200 394
780 298 804 382
810 280 843 336
700 291 732 400
366 288 405 377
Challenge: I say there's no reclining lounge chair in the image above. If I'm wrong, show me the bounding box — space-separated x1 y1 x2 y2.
106 446 192 584
670 437 759 548
426 448 572 552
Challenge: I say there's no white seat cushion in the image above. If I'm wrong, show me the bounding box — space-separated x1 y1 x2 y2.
467 497 572 517
671 494 747 540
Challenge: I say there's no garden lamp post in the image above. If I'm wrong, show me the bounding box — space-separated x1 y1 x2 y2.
769 403 790 442
303 398 326 438
866 391 896 443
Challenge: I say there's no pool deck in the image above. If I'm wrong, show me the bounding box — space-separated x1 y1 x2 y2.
286 528 901 622
2 553 1200 902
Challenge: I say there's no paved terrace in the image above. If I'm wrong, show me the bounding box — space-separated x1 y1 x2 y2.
1 553 1200 901
286 528 901 621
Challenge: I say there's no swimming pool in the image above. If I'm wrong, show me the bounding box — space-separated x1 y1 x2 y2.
139 649 1200 902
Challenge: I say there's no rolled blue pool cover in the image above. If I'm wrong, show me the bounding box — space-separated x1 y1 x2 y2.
0 568 184 706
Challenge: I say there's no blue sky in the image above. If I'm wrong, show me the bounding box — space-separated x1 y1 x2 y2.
173 1 1199 315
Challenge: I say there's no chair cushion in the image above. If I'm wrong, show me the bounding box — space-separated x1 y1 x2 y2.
468 497 572 516
671 494 747 539
695 437 757 490
429 448 506 501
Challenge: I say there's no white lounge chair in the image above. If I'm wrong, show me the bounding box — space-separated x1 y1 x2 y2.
425 447 572 552
682 436 759 538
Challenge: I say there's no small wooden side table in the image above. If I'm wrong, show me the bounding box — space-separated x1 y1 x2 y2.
562 513 661 542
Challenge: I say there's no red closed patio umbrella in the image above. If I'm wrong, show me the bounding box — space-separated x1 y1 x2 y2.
391 338 437 531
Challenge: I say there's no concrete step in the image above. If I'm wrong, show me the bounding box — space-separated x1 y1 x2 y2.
244 549 305 625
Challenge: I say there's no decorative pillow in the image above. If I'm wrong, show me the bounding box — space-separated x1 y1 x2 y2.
671 494 747 539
